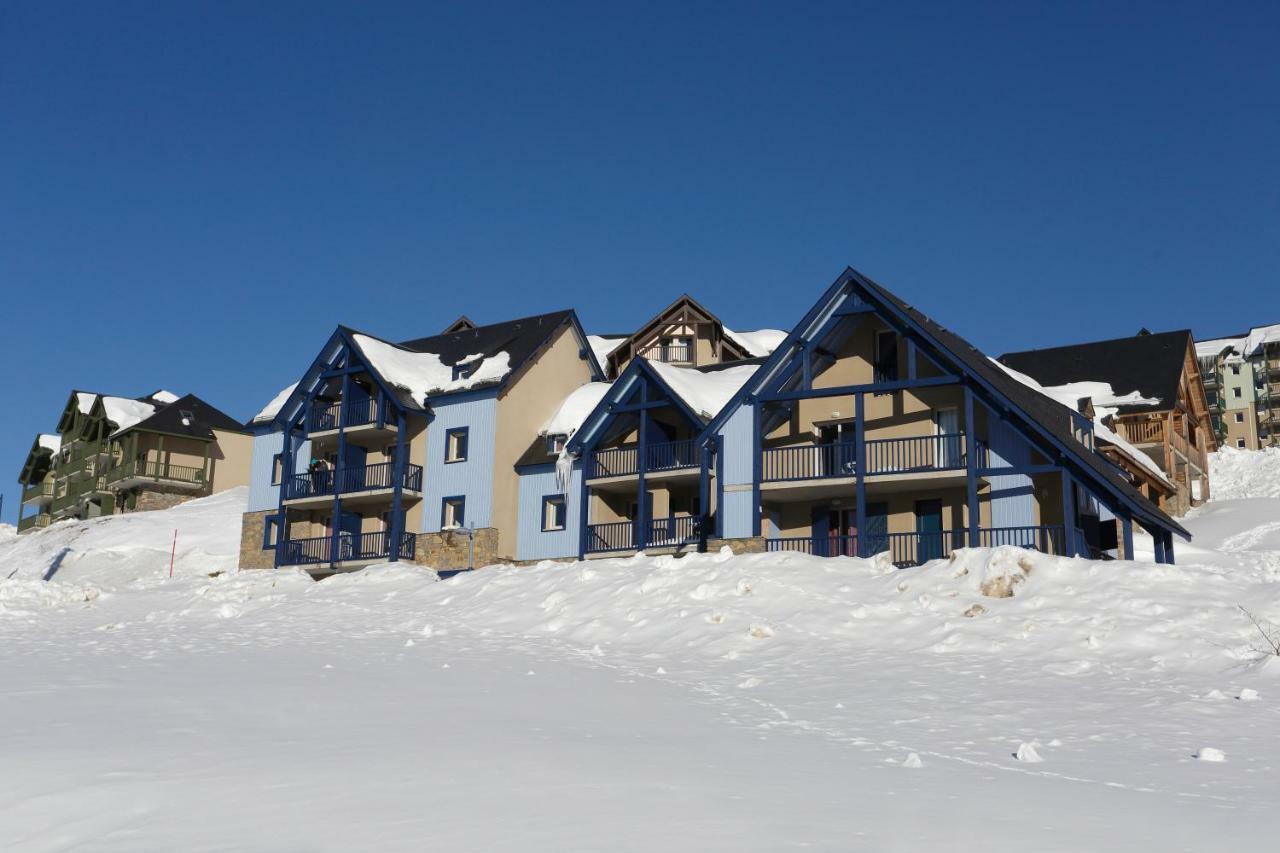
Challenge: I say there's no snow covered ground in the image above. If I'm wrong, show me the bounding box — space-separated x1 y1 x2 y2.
2 459 1279 851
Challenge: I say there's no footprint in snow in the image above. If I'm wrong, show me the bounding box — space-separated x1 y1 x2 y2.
1014 742 1044 763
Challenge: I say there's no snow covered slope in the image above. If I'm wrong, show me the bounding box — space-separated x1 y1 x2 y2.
1208 445 1280 499
2 481 1279 850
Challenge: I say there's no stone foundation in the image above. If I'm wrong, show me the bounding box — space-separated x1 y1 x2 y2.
133 485 204 513
414 527 503 570
704 536 768 554
239 510 276 570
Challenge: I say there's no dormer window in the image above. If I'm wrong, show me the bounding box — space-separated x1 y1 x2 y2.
451 359 480 381
546 434 567 455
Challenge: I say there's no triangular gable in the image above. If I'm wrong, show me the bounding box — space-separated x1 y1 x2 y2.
606 294 752 374
701 267 1189 540
567 359 707 454
17 435 58 484
443 315 476 333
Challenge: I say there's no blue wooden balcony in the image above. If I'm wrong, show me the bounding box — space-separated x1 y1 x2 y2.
306 397 386 433
585 514 703 554
765 525 1079 566
588 438 699 479
761 433 968 482
284 461 423 502
281 530 417 566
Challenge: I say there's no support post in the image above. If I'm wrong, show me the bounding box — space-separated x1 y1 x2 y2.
1164 531 1176 565
388 407 407 562
854 392 867 557
578 452 590 561
274 426 293 570
698 442 711 552
964 385 979 547
330 368 350 566
636 382 648 551
1121 515 1134 562
1061 470 1078 557
155 434 164 481
201 441 210 489
907 339 917 381
1153 531 1166 564
751 398 762 537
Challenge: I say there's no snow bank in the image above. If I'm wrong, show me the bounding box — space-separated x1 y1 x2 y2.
251 382 298 423
353 334 511 402
1209 446 1280 500
647 360 757 419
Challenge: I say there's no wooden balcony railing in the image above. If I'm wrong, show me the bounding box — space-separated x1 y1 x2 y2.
22 481 54 504
1120 420 1164 444
106 459 206 486
17 514 52 532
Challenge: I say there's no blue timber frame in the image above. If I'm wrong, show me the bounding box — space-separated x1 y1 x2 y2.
695 267 1190 562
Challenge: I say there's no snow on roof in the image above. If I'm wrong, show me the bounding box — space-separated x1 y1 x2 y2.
151 390 180 404
102 397 158 436
1195 337 1241 358
724 328 787 358
1197 323 1280 359
75 392 97 414
541 382 613 437
587 335 626 367
646 360 758 420
38 434 61 453
352 334 511 403
991 360 1174 489
1243 323 1280 356
251 382 300 424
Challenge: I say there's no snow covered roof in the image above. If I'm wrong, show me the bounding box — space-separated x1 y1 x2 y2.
1196 323 1280 359
646 360 759 421
992 360 1174 490
587 336 626 369
541 382 613 437
351 334 512 404
37 434 61 453
102 397 158 436
150 390 180 404
75 392 97 414
723 328 787 358
252 383 299 424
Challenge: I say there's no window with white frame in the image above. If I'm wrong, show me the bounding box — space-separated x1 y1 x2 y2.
445 427 469 463
271 453 284 485
546 434 566 455
1233 387 1242 398
1235 412 1245 423
1237 439 1246 448
441 496 465 529
542 495 567 531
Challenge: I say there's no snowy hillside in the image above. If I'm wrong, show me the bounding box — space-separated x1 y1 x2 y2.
1209 445 1280 499
2 463 1279 850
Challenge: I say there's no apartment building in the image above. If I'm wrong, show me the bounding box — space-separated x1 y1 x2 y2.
519 269 1190 566
999 329 1215 516
1196 323 1280 449
16 390 251 533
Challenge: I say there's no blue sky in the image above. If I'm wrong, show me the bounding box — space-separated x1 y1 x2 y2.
2 2 1277 522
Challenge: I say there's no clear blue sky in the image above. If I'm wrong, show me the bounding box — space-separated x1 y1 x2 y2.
3 2 1277 522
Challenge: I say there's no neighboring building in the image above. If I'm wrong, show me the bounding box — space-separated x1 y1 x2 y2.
239 311 603 574
16 391 252 533
999 329 1215 516
588 294 784 379
1195 323 1280 449
528 268 1189 565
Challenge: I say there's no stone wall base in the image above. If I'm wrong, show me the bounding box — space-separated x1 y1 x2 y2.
129 485 207 514
704 536 768 554
415 527 504 570
239 510 276 570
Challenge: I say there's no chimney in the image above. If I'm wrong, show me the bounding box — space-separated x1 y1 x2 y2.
1076 397 1095 420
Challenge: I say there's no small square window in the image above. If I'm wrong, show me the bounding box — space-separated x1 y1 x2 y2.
262 515 280 550
1233 387 1242 398
1235 412 1245 423
546 434 566 455
445 427 469 463
441 496 465 529
542 495 567 531
271 453 284 485
1237 439 1246 448
1231 364 1241 375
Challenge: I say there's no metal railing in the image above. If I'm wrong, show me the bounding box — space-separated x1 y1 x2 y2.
307 397 382 432
106 459 206 486
284 461 423 501
22 481 54 503
766 525 1074 566
588 439 698 479
584 515 702 553
636 341 693 364
280 530 417 566
50 490 81 514
761 434 967 482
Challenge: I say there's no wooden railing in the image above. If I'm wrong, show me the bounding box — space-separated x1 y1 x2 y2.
1121 420 1164 444
284 462 423 500
106 459 206 486
588 439 698 479
22 481 54 503
280 531 417 566
17 514 51 532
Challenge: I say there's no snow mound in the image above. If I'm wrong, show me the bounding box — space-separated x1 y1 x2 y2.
1209 447 1280 499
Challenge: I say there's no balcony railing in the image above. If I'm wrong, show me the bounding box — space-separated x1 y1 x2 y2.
766 525 1077 567
761 434 967 483
50 490 80 514
280 531 417 566
585 515 702 554
17 513 52 532
588 439 698 479
1121 420 1164 444
106 459 206 486
22 481 54 504
307 397 382 433
636 341 693 364
284 461 424 501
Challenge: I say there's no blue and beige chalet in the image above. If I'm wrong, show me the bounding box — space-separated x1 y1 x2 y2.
514 268 1190 567
238 311 602 572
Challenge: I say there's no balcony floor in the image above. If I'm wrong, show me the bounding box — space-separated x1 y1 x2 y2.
282 487 422 510
586 467 701 492
760 470 974 502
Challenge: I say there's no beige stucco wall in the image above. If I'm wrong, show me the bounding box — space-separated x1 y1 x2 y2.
1222 403 1260 449
492 325 598 558
210 429 254 492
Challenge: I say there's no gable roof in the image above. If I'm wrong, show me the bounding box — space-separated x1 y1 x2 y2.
118 393 246 440
604 294 753 373
998 330 1193 416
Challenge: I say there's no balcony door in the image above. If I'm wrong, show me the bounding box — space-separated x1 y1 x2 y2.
343 444 367 490
817 422 856 476
933 408 961 468
915 499 944 562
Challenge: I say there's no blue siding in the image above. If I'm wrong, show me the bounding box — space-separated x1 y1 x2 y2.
718 406 754 485
246 430 311 512
986 420 1035 528
421 393 497 532
515 463 581 561
720 490 755 539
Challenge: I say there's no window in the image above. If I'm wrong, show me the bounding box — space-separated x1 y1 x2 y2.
1235 412 1245 423
262 515 280 550
1233 387 1242 398
542 495 567 531
441 496 465 529
1206 391 1217 405
445 427 469 462
546 434 566 455
1231 364 1241 375
1237 439 1246 448
874 331 899 383
271 453 284 485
